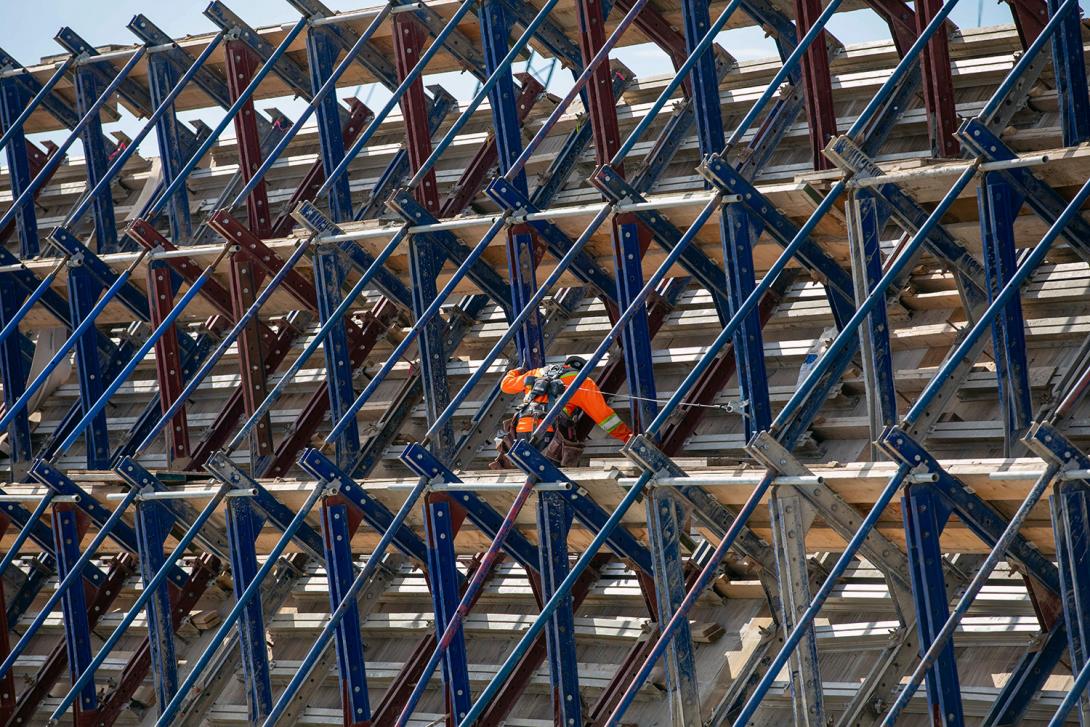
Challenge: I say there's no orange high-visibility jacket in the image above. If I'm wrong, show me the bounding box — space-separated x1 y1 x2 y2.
501 367 633 442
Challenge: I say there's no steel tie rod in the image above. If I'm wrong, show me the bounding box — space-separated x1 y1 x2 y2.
322 214 509 443
0 34 222 342
314 0 481 202
140 16 308 222
0 492 55 579
503 0 650 182
225 220 413 452
424 203 613 441
460 86 983 727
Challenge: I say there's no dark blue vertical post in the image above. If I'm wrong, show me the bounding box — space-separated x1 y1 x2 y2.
392 14 471 718
147 52 192 242
72 64 120 253
318 499 371 724
0 78 43 257
146 51 194 463
52 504 100 725
1049 0 1090 145
479 0 545 366
307 25 360 468
847 188 897 444
423 495 473 721
134 499 180 712
225 497 273 721
681 0 770 438
67 262 111 468
1051 481 1090 723
978 173 1031 455
0 78 36 471
903 485 964 726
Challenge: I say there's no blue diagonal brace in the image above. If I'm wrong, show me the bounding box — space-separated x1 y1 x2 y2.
881 427 1060 594
959 118 1090 264
508 442 656 577
699 154 857 326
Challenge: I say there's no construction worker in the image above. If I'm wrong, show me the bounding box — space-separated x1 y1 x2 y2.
491 355 633 469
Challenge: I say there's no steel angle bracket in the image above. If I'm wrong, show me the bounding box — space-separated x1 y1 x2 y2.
748 432 914 595
880 426 1060 593
204 1 312 98
204 452 326 560
487 174 620 306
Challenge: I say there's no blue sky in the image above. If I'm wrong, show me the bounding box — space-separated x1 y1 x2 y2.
4 0 1017 159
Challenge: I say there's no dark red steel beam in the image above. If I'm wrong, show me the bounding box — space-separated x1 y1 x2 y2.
861 0 919 57
795 0 839 170
96 554 221 724
1005 0 1048 48
128 221 244 324
147 260 191 461
916 0 960 157
186 319 302 467
5 554 136 727
149 98 372 469
225 39 278 463
270 98 374 237
394 16 442 214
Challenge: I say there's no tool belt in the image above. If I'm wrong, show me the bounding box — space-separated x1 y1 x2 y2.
490 412 584 469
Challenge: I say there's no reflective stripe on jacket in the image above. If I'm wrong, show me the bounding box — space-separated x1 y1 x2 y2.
501 367 633 442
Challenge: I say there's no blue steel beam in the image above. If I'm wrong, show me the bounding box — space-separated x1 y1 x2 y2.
978 173 1032 455
901 485 964 725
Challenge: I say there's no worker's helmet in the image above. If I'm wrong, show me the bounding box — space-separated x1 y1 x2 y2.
564 355 587 371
